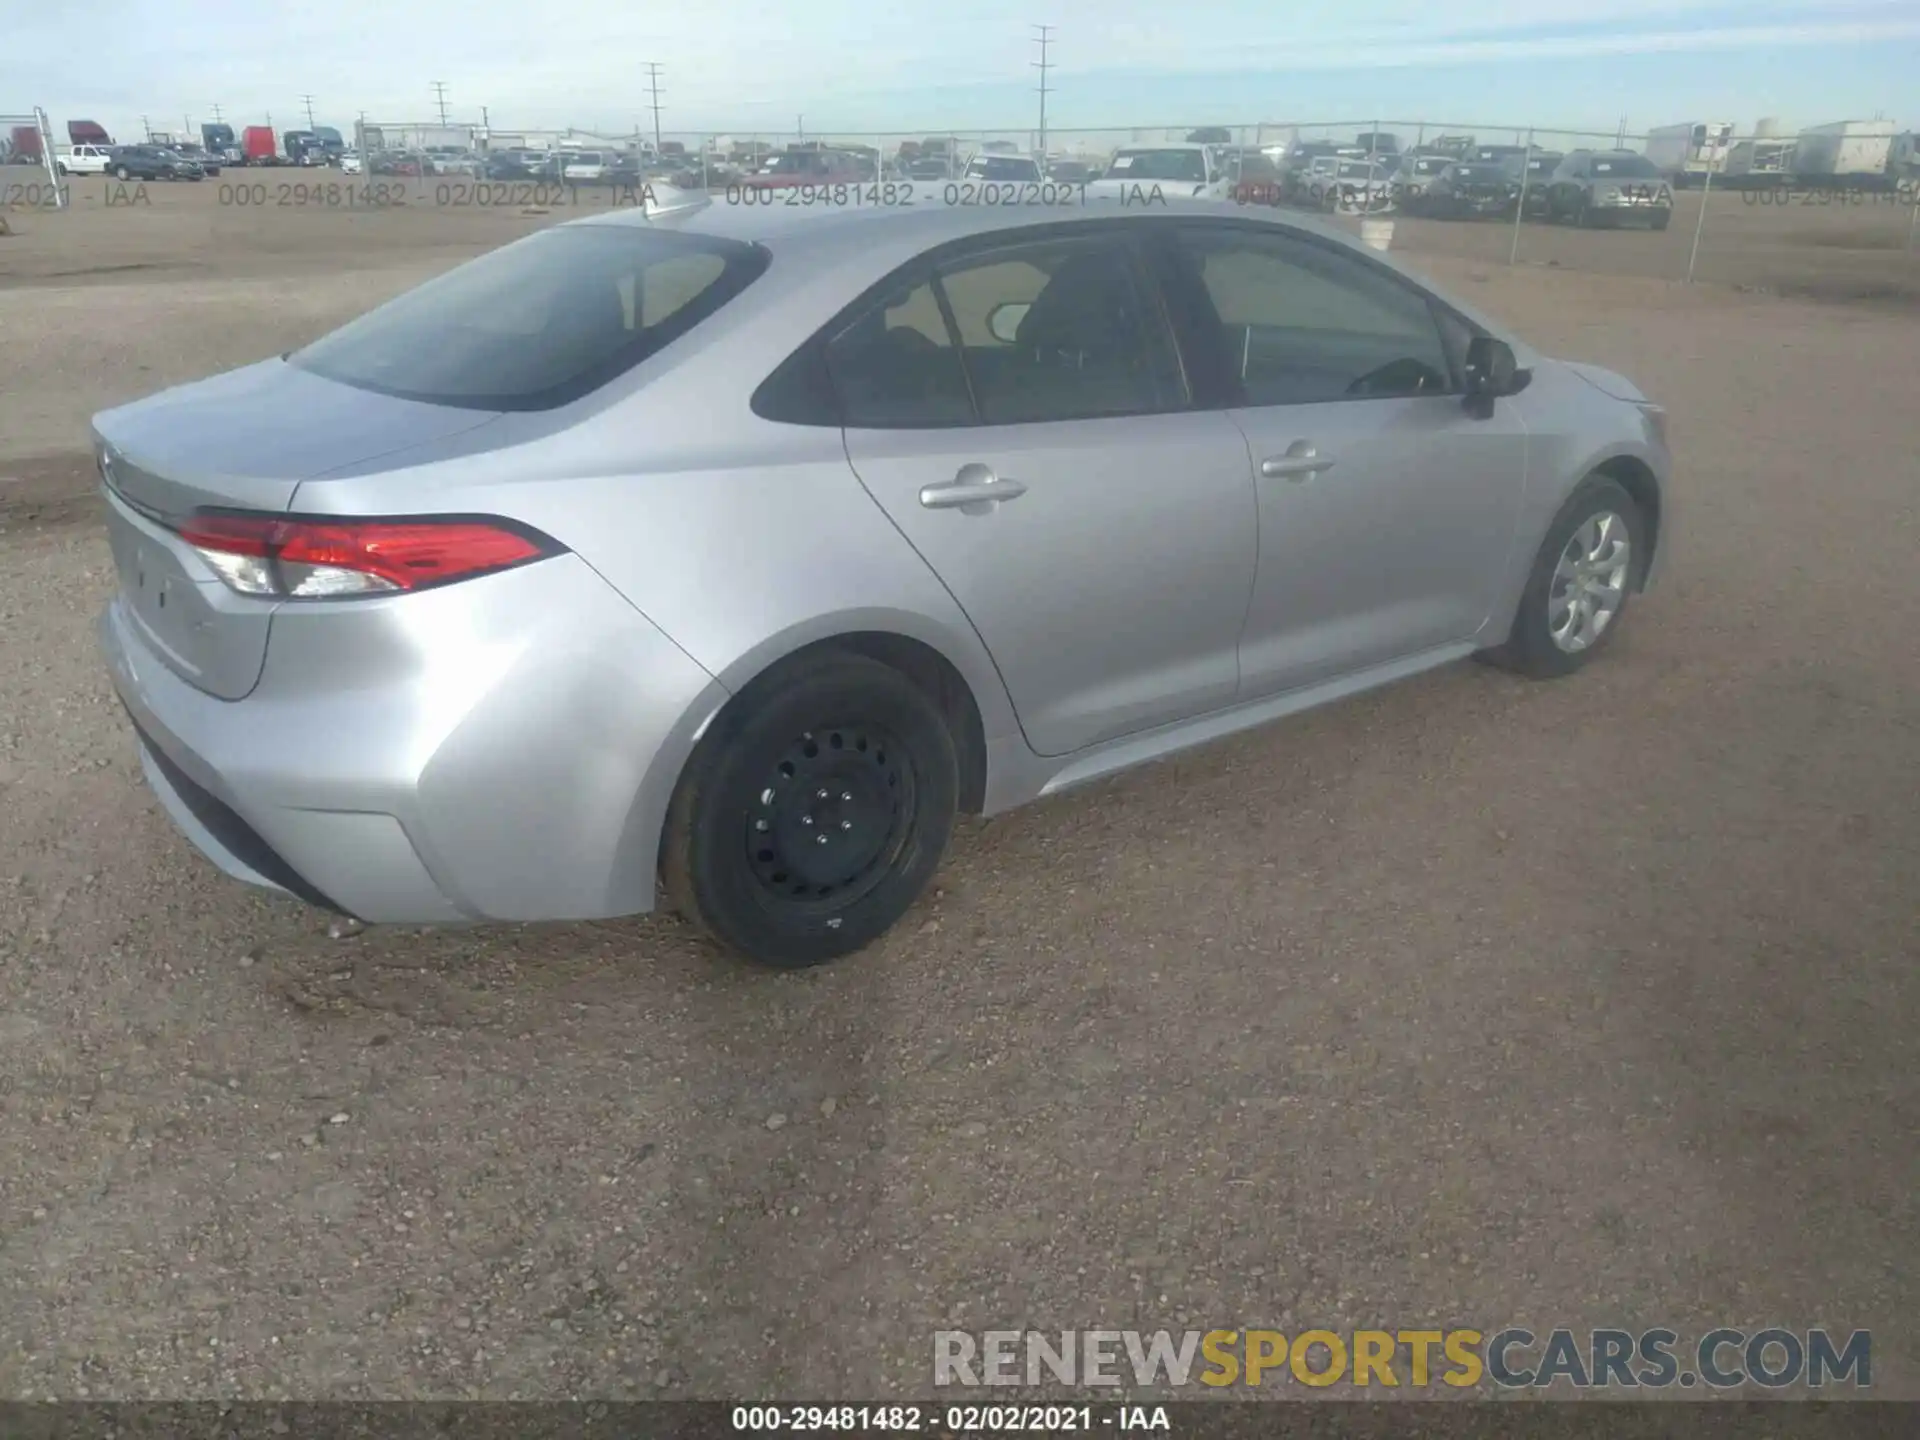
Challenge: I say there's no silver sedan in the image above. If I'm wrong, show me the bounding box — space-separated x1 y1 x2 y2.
95 195 1672 968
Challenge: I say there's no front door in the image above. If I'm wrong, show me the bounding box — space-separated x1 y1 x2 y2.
832 229 1260 757
1166 222 1529 697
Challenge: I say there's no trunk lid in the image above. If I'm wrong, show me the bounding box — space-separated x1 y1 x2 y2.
96 360 504 700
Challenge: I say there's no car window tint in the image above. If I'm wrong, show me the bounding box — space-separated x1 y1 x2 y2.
824 276 974 428
288 226 767 411
935 236 1187 424
1177 227 1452 405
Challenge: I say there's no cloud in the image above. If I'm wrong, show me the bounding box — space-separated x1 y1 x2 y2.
3 0 1908 133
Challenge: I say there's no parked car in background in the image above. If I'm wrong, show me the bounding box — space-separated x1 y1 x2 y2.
1278 139 1343 180
1391 153 1456 205
1086 143 1233 199
1229 150 1286 205
1403 159 1522 219
105 145 206 181
171 143 222 176
91 196 1671 970
562 150 611 183
1354 131 1400 156
1516 151 1563 216
1542 150 1674 229
1046 158 1094 184
962 153 1044 182
1296 153 1343 203
57 143 115 176
903 156 953 181
740 148 874 189
339 150 364 175
1319 157 1397 213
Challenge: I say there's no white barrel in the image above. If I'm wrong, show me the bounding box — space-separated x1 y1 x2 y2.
1359 216 1394 251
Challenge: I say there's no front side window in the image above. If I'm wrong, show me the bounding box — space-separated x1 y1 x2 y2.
289 225 768 411
1174 226 1454 406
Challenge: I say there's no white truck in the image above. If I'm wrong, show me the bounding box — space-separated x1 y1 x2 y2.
1793 120 1897 182
1644 121 1734 186
55 143 114 175
1723 138 1796 186
1085 143 1234 201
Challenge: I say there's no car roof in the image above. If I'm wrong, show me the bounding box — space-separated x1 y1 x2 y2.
1112 141 1210 151
566 194 1451 291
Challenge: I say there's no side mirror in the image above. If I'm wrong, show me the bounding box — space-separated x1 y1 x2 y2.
986 301 1030 345
1463 336 1521 414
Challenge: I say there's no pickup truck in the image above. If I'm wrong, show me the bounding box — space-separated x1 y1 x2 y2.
56 144 115 176
1084 143 1234 201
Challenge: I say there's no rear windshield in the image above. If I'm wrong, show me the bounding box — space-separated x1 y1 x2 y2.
967 155 1042 180
1106 149 1208 182
1592 155 1660 178
289 225 770 412
1453 164 1511 182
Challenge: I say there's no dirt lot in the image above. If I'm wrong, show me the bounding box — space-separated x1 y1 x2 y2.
2 180 1917 1401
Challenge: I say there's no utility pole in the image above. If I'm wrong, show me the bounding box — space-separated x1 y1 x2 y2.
211 102 223 124
796 114 804 141
645 64 665 151
431 81 450 126
1032 24 1055 158
302 94 316 128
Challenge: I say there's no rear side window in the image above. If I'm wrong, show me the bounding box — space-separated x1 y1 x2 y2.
823 276 974 428
289 225 769 411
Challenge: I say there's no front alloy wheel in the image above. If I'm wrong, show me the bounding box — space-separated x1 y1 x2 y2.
1480 475 1645 679
1548 511 1632 654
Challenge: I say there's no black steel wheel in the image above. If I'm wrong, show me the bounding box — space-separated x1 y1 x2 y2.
743 721 914 911
663 652 958 969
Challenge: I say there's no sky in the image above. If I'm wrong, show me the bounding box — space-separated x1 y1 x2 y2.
2 0 1911 145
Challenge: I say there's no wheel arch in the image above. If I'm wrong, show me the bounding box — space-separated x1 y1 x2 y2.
614 612 1016 916
708 628 995 816
1590 452 1663 590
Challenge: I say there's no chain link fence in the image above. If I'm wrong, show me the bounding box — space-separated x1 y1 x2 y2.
0 108 66 221
11 109 1916 298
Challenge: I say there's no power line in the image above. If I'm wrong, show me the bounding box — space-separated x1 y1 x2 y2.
1032 24 1055 157
644 64 665 152
430 81 450 126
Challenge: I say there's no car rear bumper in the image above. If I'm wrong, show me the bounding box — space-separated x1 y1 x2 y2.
100 553 729 926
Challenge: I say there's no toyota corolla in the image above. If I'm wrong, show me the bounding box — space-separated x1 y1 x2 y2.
96 195 1672 969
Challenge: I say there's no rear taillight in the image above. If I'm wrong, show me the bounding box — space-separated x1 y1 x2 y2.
174 513 562 599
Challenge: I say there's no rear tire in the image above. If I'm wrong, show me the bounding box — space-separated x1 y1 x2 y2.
662 653 959 969
1479 476 1645 680
114 165 131 180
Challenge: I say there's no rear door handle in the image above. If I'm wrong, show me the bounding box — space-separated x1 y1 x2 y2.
919 464 1028 510
1260 443 1336 481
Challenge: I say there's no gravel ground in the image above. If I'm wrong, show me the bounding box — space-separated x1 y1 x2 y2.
0 193 1915 1401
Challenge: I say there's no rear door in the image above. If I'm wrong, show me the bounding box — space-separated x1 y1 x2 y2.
834 227 1260 757
1162 221 1528 697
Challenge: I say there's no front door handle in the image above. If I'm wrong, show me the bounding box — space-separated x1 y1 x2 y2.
919 463 1028 511
1260 443 1336 481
